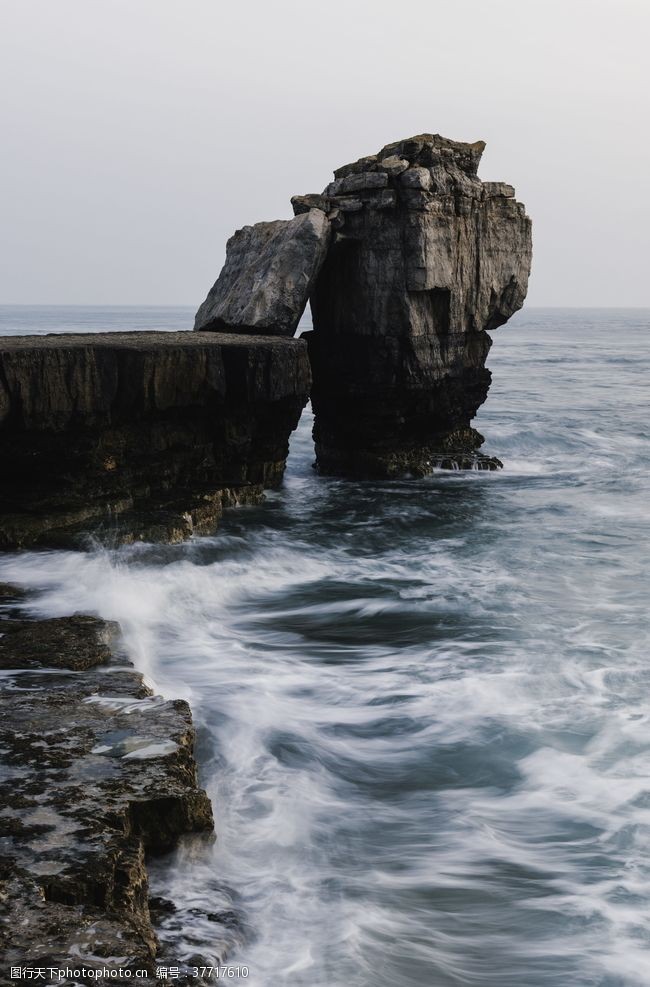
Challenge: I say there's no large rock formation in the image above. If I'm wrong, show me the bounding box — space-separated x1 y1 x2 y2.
194 210 331 336
297 134 532 475
0 331 310 548
194 132 531 477
0 132 530 553
0 586 213 977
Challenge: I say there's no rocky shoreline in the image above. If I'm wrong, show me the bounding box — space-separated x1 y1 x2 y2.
0 132 532 978
0 133 531 551
0 584 213 984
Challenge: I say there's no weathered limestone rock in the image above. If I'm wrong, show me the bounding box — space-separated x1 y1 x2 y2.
296 133 532 476
0 331 310 548
0 587 213 978
194 209 331 336
380 155 409 177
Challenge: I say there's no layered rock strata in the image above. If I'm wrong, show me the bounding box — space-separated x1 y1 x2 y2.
0 584 213 980
297 134 532 475
0 331 310 549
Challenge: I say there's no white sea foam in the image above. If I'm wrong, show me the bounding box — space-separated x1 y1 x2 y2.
1 311 649 985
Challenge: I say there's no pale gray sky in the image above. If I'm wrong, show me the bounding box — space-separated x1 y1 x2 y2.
1 0 648 306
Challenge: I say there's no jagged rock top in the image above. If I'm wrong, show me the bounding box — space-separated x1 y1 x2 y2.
333 133 486 179
291 133 524 218
191 131 530 354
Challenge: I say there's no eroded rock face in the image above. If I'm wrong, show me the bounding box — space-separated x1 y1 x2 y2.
294 133 532 476
0 331 310 548
194 210 331 336
0 589 213 977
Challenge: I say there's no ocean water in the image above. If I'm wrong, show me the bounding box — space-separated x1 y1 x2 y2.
0 304 193 334
0 306 649 986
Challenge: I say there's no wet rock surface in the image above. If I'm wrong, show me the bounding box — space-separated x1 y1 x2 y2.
0 585 213 983
296 133 532 476
0 331 310 549
0 132 532 981
194 210 331 336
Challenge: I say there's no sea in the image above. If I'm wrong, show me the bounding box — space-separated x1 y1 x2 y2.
0 305 648 987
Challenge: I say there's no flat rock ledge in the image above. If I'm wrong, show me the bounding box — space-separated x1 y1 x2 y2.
0 331 310 550
0 584 213 983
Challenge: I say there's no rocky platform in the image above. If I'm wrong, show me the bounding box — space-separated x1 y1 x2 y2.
0 332 310 549
0 583 213 983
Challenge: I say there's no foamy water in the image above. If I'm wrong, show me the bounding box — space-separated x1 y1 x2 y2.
1 307 649 986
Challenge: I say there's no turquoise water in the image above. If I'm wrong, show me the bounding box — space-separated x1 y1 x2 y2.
1 307 649 986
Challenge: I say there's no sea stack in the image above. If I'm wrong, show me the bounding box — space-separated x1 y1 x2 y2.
197 133 532 477
298 134 532 476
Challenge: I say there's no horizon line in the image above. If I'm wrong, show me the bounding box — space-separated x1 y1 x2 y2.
1 303 650 311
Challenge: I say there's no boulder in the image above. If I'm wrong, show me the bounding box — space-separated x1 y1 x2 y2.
325 172 389 196
483 181 516 198
399 166 432 190
194 209 331 336
380 155 409 176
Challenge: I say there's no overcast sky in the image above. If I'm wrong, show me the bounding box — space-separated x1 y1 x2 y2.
1 0 648 306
